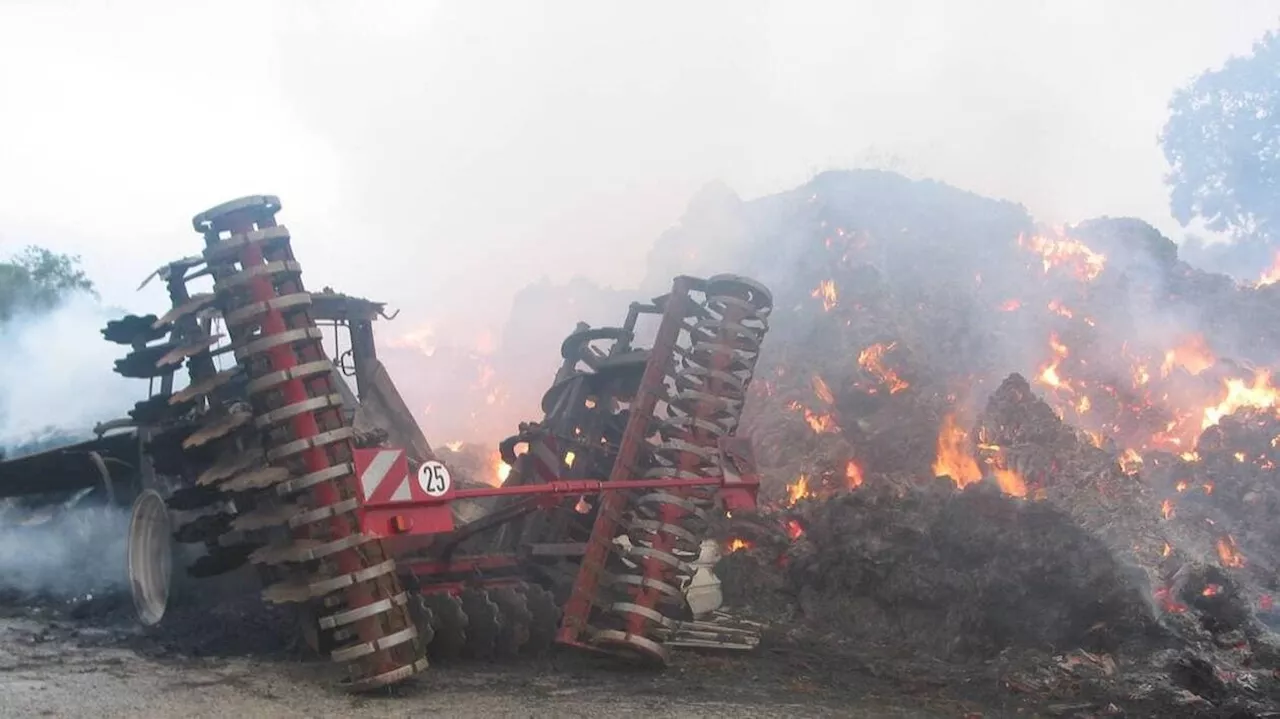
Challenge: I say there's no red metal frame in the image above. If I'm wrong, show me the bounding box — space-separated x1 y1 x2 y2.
354 445 760 541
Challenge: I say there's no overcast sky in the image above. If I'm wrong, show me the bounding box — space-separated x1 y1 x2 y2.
0 1 1275 349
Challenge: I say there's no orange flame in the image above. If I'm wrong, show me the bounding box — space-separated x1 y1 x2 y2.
1217 536 1246 568
931 413 982 487
785 519 804 540
1036 332 1072 392
488 450 511 486
991 468 1028 498
1203 371 1279 428
1160 334 1215 377
786 475 811 506
1119 449 1143 476
1256 250 1280 287
727 538 751 552
1019 232 1107 281
858 342 910 394
812 279 838 311
845 460 864 489
811 374 835 405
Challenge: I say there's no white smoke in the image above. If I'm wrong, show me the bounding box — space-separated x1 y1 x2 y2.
0 497 130 598
0 293 140 600
0 292 141 450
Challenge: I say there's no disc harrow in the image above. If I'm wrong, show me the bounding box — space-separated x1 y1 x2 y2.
91 193 767 687
557 274 772 664
107 196 427 691
405 581 559 662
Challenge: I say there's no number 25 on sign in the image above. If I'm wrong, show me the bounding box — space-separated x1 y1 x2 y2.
417 460 452 497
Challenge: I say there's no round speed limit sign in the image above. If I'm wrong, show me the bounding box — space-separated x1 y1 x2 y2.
417 460 452 497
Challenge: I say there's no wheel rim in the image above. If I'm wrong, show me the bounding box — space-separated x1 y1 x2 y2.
128 490 173 627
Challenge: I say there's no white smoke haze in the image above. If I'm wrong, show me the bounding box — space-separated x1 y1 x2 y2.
0 295 138 600
0 499 130 599
0 293 141 451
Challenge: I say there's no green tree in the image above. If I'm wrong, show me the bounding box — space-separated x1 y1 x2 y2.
0 246 96 321
1160 28 1280 259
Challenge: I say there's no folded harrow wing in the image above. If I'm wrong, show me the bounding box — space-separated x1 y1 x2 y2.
0 193 774 690
358 273 774 665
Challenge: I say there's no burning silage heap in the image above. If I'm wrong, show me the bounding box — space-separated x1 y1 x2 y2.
717 373 1280 714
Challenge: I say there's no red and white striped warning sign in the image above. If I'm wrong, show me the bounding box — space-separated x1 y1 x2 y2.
355 448 411 503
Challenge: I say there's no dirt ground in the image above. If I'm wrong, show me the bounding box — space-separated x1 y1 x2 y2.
0 608 1029 719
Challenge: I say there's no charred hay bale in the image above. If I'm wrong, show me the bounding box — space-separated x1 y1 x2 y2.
758 476 1157 659
715 548 794 619
977 373 1079 452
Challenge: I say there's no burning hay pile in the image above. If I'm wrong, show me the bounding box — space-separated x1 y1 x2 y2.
691 170 1280 713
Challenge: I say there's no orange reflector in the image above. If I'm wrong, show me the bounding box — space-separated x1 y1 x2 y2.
391 515 412 533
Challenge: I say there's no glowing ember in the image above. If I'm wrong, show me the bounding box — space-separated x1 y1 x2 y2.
1162 542 1172 557
1216 535 1246 568
785 519 804 540
1202 584 1223 597
444 440 464 452
727 538 751 552
1160 499 1175 520
845 460 864 489
805 408 838 433
858 342 910 394
1119 449 1143 475
787 400 840 433
1155 586 1188 614
811 374 835 405
999 299 1021 311
786 475 811 506
812 279 838 311
1047 299 1074 318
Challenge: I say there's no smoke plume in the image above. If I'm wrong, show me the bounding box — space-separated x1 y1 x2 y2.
0 292 140 453
0 293 138 600
0 499 130 599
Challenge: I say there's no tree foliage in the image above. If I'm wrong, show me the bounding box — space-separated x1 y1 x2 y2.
1160 29 1280 247
0 246 96 321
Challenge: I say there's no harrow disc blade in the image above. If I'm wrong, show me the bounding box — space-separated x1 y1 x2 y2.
102 314 166 345
459 588 502 660
489 587 533 658
152 292 217 330
155 334 223 369
171 368 240 404
182 411 253 449
519 583 561 656
420 593 468 661
186 544 255 579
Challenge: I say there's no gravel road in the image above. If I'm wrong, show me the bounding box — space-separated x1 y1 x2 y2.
0 613 993 719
